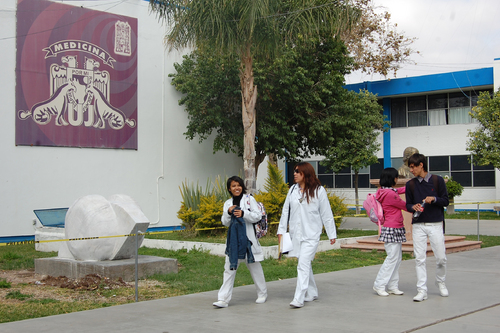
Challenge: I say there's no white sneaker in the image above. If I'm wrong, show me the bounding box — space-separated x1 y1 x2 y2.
255 296 267 304
304 295 318 302
413 291 428 302
213 300 228 308
436 281 449 297
373 287 389 297
388 288 404 295
289 300 304 308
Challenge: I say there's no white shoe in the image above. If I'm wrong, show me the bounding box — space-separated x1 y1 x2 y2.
289 300 304 308
435 281 449 297
304 295 318 302
255 296 267 304
388 288 404 295
213 301 228 308
413 291 428 302
373 287 389 297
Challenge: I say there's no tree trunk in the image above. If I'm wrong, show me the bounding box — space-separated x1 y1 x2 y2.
447 197 455 215
354 171 360 214
240 47 257 193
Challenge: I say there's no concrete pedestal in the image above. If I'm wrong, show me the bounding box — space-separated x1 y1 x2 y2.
35 255 178 281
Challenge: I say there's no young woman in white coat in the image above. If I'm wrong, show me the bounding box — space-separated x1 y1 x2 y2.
277 162 337 308
213 176 268 308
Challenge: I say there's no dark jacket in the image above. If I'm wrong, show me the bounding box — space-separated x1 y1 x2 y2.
225 207 254 270
405 174 449 223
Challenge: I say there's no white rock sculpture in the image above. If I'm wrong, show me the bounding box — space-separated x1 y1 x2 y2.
59 194 149 261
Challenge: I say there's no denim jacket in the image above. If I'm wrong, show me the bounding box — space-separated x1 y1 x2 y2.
225 207 255 270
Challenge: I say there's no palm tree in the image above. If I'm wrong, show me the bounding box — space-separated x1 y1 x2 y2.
149 0 360 192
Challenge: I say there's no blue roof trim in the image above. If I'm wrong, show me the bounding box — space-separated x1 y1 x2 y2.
345 68 493 97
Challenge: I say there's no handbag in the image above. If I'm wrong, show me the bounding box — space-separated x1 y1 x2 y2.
279 185 296 257
280 232 293 253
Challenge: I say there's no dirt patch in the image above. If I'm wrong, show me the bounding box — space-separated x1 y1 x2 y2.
0 269 169 304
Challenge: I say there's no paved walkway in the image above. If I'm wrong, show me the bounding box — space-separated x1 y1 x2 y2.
1 218 499 333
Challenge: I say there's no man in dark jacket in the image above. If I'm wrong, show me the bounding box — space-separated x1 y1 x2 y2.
406 153 449 302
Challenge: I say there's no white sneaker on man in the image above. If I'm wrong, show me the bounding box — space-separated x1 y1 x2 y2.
373 287 389 297
388 288 404 295
213 300 228 308
413 291 428 302
435 281 449 297
289 300 304 308
255 296 267 304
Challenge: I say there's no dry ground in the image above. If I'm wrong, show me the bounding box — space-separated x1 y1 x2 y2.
0 268 168 304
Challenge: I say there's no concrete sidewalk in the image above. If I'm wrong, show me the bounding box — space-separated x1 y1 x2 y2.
2 243 499 332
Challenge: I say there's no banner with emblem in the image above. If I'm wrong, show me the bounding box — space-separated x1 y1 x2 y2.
16 0 138 149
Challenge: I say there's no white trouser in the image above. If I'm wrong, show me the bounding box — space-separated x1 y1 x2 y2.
413 222 447 292
373 242 402 291
217 256 267 303
293 240 319 304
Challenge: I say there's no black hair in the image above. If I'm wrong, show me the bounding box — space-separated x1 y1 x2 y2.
226 176 247 195
408 153 427 171
379 167 399 187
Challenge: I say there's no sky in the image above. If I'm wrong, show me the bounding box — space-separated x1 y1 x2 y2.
345 0 500 84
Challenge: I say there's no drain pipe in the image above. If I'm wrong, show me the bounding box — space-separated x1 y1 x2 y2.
149 27 166 225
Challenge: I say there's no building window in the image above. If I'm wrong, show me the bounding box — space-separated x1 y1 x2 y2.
426 155 495 187
388 90 492 128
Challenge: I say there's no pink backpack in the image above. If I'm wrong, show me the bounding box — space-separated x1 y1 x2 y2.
363 193 384 233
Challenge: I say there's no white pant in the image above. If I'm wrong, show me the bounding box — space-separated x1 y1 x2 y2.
217 256 267 303
413 223 447 292
293 240 319 304
373 242 402 291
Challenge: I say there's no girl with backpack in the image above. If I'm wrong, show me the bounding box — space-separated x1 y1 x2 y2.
212 176 268 308
373 167 408 296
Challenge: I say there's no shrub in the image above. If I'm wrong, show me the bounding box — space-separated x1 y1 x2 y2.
327 191 348 229
444 176 464 199
254 161 289 225
194 195 225 232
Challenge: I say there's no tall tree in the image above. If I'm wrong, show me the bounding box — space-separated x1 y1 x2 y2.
466 90 500 170
149 0 359 192
169 35 354 173
319 90 387 213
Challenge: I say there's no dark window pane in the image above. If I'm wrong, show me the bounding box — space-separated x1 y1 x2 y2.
451 155 471 171
473 163 494 170
338 166 351 174
391 98 407 128
449 91 470 107
335 175 351 188
318 175 334 188
353 174 370 188
318 162 333 174
451 172 472 187
408 111 427 126
287 162 296 185
408 96 426 111
473 171 495 187
370 158 384 180
428 94 447 109
429 156 449 172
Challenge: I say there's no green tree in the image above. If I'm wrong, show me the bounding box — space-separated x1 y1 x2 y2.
319 90 387 214
170 34 354 173
467 90 500 170
149 0 359 192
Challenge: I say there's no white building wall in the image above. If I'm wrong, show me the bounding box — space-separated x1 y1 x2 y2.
0 0 243 237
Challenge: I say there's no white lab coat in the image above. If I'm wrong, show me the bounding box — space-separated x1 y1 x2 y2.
277 184 337 305
277 185 337 257
221 195 264 262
